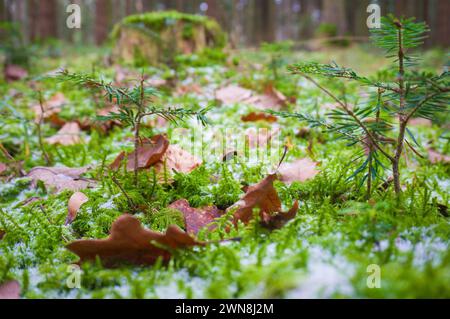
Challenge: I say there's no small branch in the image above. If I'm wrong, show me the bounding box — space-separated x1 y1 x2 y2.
299 73 394 162
111 175 137 212
37 92 51 166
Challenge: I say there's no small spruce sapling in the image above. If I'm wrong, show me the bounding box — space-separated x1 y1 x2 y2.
59 69 210 187
271 15 449 197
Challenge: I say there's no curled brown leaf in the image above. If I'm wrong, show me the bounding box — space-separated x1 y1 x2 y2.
66 192 89 225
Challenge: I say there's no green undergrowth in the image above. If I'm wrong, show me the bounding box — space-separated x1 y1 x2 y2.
0 43 449 298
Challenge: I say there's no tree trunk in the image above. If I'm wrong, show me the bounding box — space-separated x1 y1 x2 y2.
38 0 58 39
95 0 111 45
435 0 450 47
321 0 347 35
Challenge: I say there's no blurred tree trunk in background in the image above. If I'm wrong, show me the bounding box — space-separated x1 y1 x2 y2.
38 0 58 39
435 0 450 47
95 0 111 44
321 0 347 35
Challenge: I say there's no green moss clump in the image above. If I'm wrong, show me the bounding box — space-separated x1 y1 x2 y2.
111 11 226 49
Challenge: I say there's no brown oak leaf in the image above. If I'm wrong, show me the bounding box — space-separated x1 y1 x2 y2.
0 163 7 175
31 92 66 124
126 135 169 171
215 85 253 105
66 192 89 225
26 166 96 193
4 64 28 82
243 85 287 110
278 158 319 184
428 148 450 164
169 199 223 235
155 145 202 175
227 174 299 229
0 280 20 299
245 127 280 148
46 122 81 146
66 214 203 267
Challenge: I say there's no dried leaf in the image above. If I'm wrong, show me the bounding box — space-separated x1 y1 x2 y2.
26 166 96 193
0 163 7 175
169 199 223 235
66 214 203 267
175 84 203 96
31 92 66 124
409 118 432 127
245 127 280 148
66 192 89 225
4 64 28 82
155 145 202 175
46 122 81 146
243 85 287 110
109 151 126 171
126 135 169 171
0 230 5 240
216 85 253 105
428 148 450 164
241 112 277 123
0 280 20 299
227 174 298 228
278 158 319 184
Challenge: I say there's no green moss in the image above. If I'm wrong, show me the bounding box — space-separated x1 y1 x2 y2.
111 11 226 48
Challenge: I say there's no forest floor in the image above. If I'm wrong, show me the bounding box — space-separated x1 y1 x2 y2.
0 44 449 298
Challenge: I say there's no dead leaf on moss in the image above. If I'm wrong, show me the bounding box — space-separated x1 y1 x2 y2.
0 230 5 240
241 112 277 123
31 92 66 124
66 214 203 267
216 85 253 105
169 199 223 235
227 174 299 229
243 85 287 110
176 83 203 96
428 148 450 164
155 145 202 175
66 192 89 225
0 163 7 175
0 280 20 299
409 118 432 127
26 166 96 193
126 135 169 171
278 158 319 184
109 151 126 171
46 122 81 146
4 64 28 82
245 127 280 148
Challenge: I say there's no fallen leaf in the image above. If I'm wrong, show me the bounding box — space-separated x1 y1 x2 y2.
428 148 450 164
409 118 432 127
227 174 298 228
66 214 203 267
176 84 203 96
26 166 96 193
0 230 5 240
31 92 66 124
169 199 223 235
241 112 277 123
109 151 126 171
155 145 202 175
243 85 287 110
4 64 28 82
46 122 81 146
216 85 253 105
126 135 169 171
146 78 167 88
0 280 20 299
66 192 89 225
0 163 7 175
245 127 280 148
278 158 319 184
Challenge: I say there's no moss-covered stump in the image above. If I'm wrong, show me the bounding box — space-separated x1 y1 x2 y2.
112 11 226 66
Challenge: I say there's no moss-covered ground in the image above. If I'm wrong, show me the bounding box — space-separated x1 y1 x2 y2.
0 43 449 298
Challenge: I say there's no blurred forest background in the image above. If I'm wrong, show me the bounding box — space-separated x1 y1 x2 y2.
1 0 449 48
